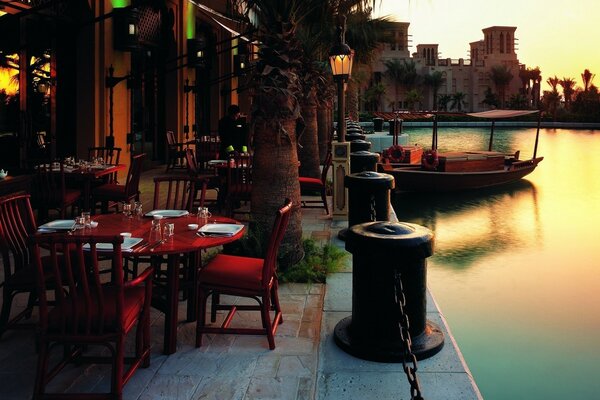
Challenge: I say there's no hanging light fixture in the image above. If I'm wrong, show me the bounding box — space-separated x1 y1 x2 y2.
113 7 141 51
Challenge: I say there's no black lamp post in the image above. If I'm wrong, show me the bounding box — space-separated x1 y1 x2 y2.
329 18 353 143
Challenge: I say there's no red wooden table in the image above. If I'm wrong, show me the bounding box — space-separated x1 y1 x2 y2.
63 164 126 211
72 212 245 354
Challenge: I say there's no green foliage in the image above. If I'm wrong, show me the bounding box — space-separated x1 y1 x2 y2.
279 238 347 283
222 229 346 282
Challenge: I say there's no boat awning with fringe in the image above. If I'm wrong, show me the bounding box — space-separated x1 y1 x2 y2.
467 110 539 119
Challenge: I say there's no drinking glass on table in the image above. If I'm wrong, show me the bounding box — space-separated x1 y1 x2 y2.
122 202 133 218
197 207 211 225
81 211 91 228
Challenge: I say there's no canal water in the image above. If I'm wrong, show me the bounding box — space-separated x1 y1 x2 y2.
391 127 600 399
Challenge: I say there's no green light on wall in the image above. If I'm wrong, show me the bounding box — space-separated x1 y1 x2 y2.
111 0 129 7
186 3 195 39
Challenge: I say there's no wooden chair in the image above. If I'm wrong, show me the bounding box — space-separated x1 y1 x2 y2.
166 131 187 171
224 154 253 218
0 194 39 338
299 151 332 215
88 146 122 183
195 136 220 171
185 148 216 209
34 163 82 222
30 233 153 399
93 153 145 214
195 199 293 350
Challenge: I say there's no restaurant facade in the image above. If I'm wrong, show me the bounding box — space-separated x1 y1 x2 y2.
0 0 252 176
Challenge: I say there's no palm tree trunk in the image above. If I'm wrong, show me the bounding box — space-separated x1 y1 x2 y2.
317 101 331 163
251 118 303 269
298 100 321 179
346 79 359 121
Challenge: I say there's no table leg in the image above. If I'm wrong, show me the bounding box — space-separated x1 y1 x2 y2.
84 178 91 213
163 253 181 355
186 250 202 322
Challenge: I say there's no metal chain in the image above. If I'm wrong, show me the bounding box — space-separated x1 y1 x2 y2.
394 270 425 400
369 194 377 221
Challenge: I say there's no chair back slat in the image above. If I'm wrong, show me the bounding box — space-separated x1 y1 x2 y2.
321 152 332 184
124 153 146 198
196 137 220 170
88 147 122 183
185 148 198 176
153 176 196 212
262 199 293 285
31 234 124 336
35 163 67 207
0 195 37 279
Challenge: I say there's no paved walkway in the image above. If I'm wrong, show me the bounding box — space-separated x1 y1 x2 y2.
0 167 481 399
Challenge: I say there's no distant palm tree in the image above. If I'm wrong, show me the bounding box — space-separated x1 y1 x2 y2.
437 94 452 111
405 89 422 111
401 59 420 90
547 75 560 92
362 82 386 111
581 69 596 92
541 90 562 121
559 77 577 110
489 65 513 107
481 87 499 109
423 71 444 110
383 58 405 110
450 92 467 112
508 93 528 109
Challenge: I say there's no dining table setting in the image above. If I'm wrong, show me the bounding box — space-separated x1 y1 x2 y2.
36 207 246 354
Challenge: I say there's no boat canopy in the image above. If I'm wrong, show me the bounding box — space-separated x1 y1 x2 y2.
466 109 539 119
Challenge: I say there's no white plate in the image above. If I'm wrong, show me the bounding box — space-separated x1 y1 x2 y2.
83 237 144 251
208 160 227 165
198 223 244 237
145 209 190 218
38 219 76 231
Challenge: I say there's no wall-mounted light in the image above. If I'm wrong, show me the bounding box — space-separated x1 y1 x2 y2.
187 37 207 68
113 7 141 51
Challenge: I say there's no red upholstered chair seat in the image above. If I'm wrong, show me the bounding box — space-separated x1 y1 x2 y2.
198 254 264 291
298 176 322 190
47 286 146 333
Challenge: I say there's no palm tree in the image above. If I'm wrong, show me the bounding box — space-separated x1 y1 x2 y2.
362 82 386 111
559 77 577 110
401 59 419 90
489 65 513 107
231 0 323 267
541 89 562 121
481 87 499 109
405 89 422 111
437 94 452 111
581 69 596 92
547 75 560 92
423 71 444 110
383 58 405 109
450 92 467 112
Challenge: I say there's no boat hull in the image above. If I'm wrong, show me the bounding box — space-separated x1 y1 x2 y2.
388 157 543 192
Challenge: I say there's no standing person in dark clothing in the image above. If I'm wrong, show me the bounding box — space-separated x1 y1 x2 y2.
218 104 246 157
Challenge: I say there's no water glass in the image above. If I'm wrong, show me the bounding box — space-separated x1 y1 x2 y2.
134 201 143 219
198 207 212 225
163 223 175 241
74 216 85 230
122 202 133 218
149 217 162 242
81 211 91 228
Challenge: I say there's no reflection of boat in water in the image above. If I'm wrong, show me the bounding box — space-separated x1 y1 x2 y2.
394 180 542 268
381 110 544 192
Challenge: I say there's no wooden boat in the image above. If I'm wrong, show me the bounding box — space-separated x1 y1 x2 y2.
379 110 544 192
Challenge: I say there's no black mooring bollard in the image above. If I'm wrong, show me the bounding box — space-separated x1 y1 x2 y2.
350 139 371 153
345 171 394 227
335 221 445 362
350 150 380 174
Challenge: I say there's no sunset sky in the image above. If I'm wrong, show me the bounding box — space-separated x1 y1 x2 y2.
374 0 600 91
